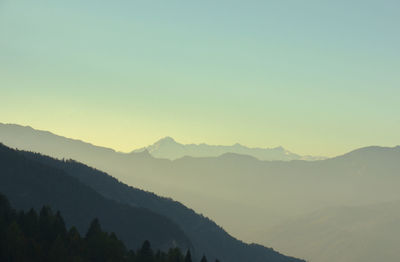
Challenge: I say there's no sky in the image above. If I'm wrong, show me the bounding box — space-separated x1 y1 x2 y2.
1 0 399 157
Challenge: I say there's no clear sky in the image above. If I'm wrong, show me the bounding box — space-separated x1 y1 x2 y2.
1 0 399 156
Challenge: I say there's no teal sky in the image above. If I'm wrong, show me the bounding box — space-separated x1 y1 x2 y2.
1 0 399 156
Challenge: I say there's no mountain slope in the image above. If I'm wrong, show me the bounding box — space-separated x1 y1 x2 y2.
261 201 400 262
0 193 132 262
0 144 191 251
19 147 304 262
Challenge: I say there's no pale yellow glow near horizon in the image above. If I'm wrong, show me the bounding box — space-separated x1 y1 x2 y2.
1 1 399 158
1 117 394 158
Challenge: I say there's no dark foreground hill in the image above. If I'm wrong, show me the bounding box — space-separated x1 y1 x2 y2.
0 192 195 262
0 144 304 262
0 144 191 252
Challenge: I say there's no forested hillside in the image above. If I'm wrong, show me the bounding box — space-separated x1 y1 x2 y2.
0 193 208 262
0 144 191 252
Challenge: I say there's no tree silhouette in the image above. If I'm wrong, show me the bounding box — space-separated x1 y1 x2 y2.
200 255 208 262
0 192 222 262
184 250 192 262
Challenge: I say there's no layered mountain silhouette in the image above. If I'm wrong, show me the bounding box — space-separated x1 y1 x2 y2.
1 123 400 262
133 136 325 161
0 144 191 252
0 123 323 161
0 143 303 262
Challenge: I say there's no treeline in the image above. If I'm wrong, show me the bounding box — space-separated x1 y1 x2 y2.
0 193 217 262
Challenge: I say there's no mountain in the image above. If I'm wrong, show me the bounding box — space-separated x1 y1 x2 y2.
1 192 156 262
0 123 323 162
13 145 304 262
260 201 400 262
133 136 325 161
0 192 208 262
0 143 191 252
0 123 119 163
2 123 400 261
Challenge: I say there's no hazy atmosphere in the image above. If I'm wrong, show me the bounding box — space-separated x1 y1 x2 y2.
1 1 400 262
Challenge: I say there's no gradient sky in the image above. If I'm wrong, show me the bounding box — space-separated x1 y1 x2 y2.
1 0 399 156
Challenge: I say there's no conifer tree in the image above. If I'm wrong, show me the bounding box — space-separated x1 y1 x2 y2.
85 218 102 239
184 250 192 262
200 255 208 262
137 240 154 262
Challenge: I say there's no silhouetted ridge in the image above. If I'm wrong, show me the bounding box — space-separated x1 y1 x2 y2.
337 145 400 159
127 133 324 161
217 152 259 161
0 143 191 252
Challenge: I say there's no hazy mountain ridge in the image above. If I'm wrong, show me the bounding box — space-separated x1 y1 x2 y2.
0 123 120 163
0 123 324 161
1 123 400 262
133 136 325 161
261 201 400 262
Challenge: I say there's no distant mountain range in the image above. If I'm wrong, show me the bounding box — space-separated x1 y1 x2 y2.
0 123 324 161
1 123 400 262
133 136 325 161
